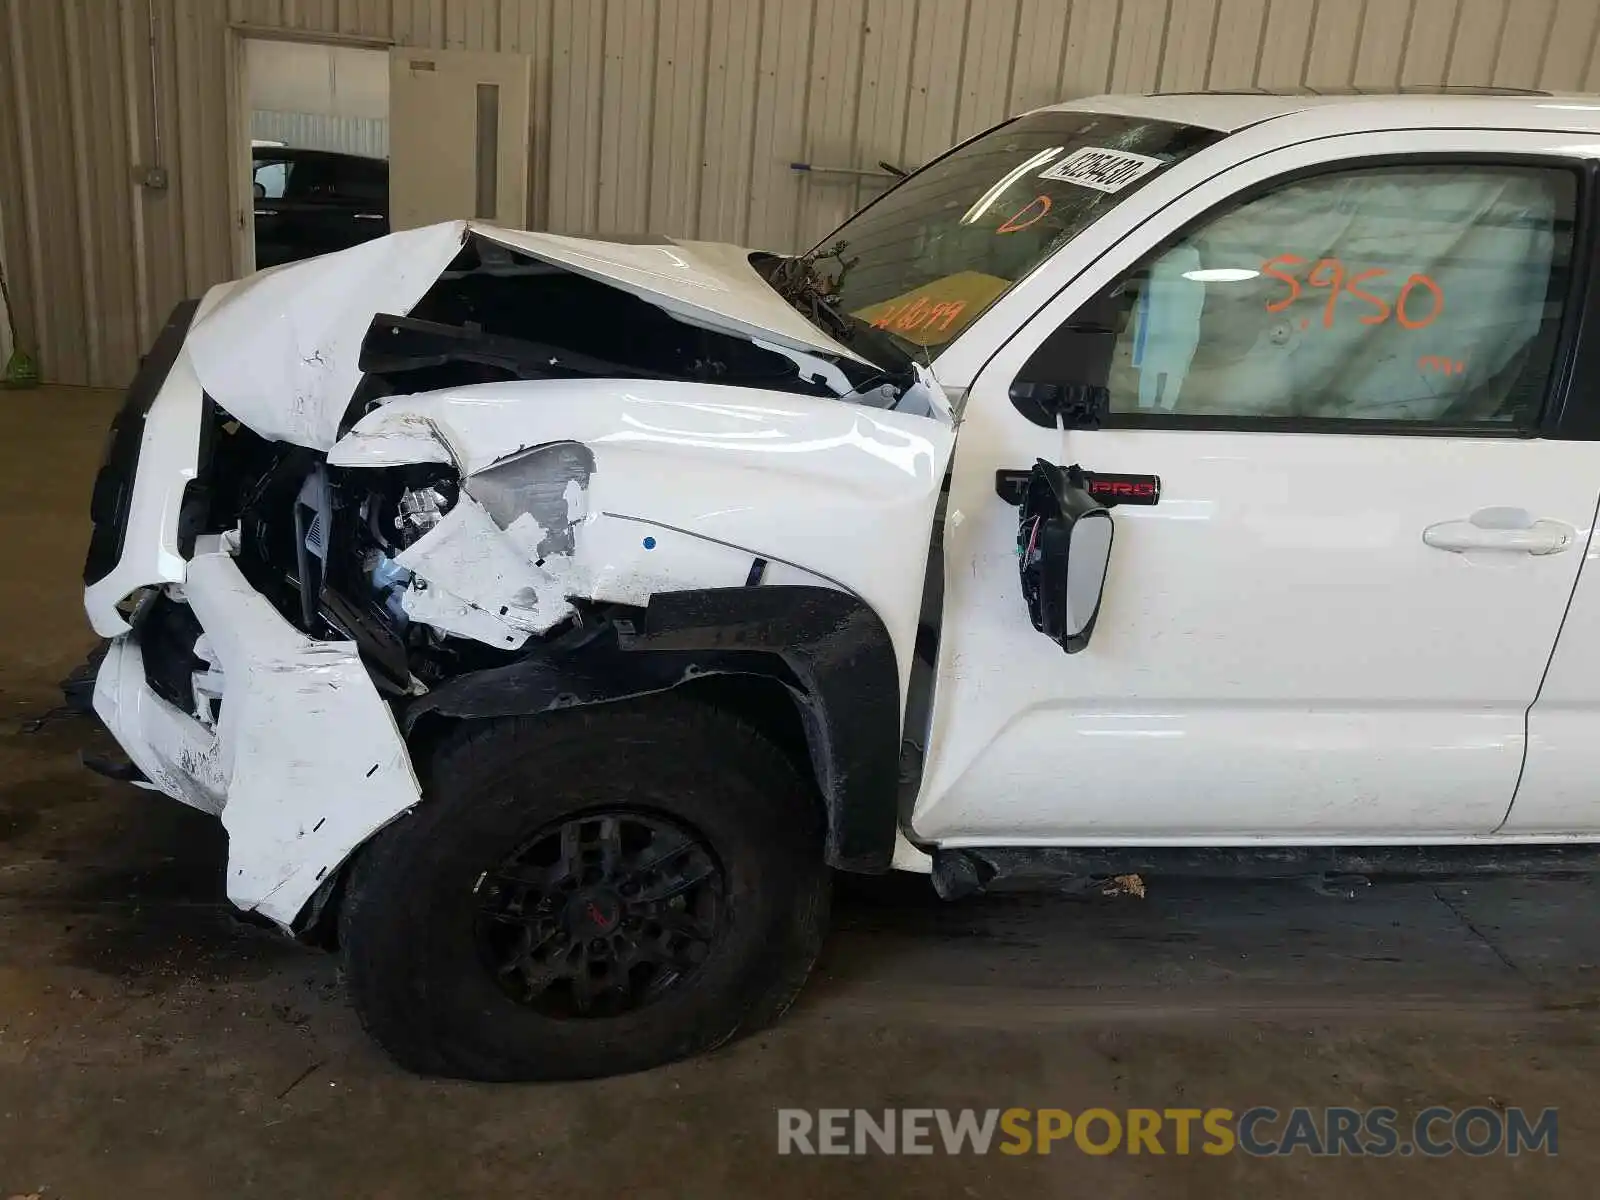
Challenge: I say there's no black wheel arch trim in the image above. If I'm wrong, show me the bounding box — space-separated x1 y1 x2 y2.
402 585 902 873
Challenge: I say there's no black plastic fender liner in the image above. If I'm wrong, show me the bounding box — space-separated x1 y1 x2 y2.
403 585 904 873
638 587 903 872
402 633 795 732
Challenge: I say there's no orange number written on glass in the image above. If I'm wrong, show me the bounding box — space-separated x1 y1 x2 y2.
870 297 968 335
1261 255 1443 331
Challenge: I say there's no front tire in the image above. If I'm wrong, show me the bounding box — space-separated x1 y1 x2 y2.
339 698 830 1081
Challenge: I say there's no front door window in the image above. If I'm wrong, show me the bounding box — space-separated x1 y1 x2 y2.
1095 164 1577 428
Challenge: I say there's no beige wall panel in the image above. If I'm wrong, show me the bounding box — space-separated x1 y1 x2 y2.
11 0 1600 386
1350 0 1413 88
1207 0 1270 89
391 0 446 44
546 0 605 232
798 0 869 242
746 0 816 251
1160 0 1220 92
8 0 87 384
1110 0 1172 93
1542 0 1600 91
1256 0 1316 89
847 0 917 218
1303 0 1363 88
1399 0 1460 84
956 0 1021 140
284 0 342 31
1008 0 1074 112
698 0 762 242
344 0 396 37
0 195 11 365
647 0 710 236
70 1 143 385
900 0 967 169
444 0 500 49
0 6 34 360
597 0 657 233
495 0 552 228
1061 0 1123 95
1491 0 1556 87
1446 0 1507 85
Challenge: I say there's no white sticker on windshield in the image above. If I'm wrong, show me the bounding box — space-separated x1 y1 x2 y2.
1039 147 1163 192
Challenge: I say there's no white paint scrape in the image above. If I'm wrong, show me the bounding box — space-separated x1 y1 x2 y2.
181 551 423 927
393 495 577 641
503 511 549 559
563 478 588 523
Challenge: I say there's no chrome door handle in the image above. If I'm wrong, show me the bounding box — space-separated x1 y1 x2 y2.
1423 512 1574 556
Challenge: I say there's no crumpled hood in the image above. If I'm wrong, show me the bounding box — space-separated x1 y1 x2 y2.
185 220 870 450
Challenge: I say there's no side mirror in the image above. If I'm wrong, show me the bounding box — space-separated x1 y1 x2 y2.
1018 460 1114 654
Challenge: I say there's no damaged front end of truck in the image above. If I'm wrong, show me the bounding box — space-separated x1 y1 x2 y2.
81 220 953 933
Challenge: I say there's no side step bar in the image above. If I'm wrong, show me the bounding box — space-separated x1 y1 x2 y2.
932 844 1600 900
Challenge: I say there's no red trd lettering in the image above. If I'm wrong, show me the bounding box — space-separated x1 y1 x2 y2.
1089 479 1157 498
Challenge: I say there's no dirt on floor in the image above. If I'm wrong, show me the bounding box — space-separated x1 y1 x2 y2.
0 385 1597 1197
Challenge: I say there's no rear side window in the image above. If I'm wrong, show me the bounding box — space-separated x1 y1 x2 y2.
1086 164 1577 428
253 158 289 200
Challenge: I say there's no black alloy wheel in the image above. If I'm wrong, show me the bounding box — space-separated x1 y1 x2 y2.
475 811 725 1018
340 701 830 1080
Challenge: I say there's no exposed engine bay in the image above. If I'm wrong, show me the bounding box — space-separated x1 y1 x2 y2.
171 230 943 694
82 221 953 927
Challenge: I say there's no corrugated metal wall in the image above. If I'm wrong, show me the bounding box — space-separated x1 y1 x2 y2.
6 0 1600 387
251 110 392 156
0 193 13 363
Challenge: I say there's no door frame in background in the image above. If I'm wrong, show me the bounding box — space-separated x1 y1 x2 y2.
224 24 395 279
386 47 533 233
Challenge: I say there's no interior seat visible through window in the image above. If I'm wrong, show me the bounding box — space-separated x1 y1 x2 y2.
1093 163 1578 428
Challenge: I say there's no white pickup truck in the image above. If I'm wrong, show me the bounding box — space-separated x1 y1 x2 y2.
81 88 1600 1080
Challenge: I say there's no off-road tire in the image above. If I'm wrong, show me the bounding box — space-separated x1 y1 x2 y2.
339 697 830 1080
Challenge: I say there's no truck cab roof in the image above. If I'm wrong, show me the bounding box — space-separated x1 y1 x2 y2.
1038 87 1600 139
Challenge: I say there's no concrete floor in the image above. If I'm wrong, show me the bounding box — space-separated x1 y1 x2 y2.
2 386 1599 1196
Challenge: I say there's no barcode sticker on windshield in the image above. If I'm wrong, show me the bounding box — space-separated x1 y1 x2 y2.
1039 147 1163 192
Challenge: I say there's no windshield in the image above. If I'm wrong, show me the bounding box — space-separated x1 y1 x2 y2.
808 110 1222 362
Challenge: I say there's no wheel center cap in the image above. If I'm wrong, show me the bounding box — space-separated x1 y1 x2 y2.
570 890 622 936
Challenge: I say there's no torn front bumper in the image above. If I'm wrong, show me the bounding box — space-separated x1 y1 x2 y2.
93 552 422 929
83 293 423 931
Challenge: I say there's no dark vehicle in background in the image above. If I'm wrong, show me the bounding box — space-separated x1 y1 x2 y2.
252 147 389 268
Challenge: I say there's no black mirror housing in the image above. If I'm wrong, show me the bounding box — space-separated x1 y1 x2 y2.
1009 284 1127 429
1008 380 1110 429
1018 460 1115 654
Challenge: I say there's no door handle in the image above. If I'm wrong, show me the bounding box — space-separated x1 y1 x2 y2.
353 212 384 221
1423 512 1574 556
254 208 278 217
